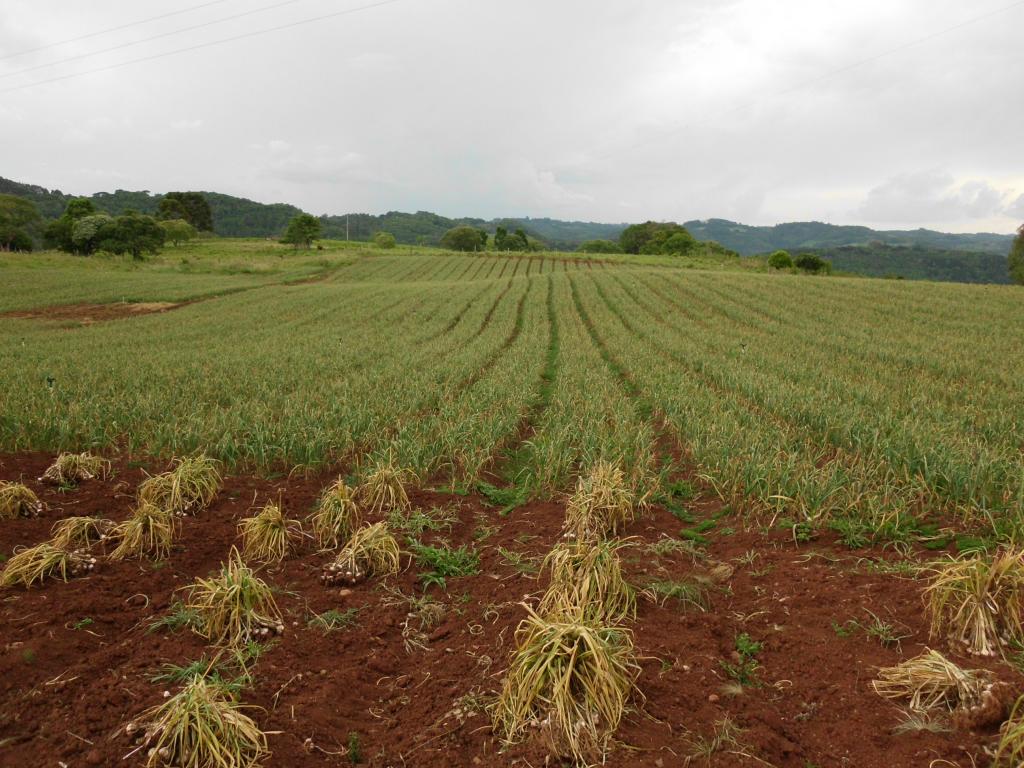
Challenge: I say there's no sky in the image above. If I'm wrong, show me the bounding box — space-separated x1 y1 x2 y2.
1 0 1022 233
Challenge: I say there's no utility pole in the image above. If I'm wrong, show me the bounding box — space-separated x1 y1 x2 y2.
346 214 349 241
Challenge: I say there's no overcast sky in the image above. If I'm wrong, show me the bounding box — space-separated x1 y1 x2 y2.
1 0 1022 233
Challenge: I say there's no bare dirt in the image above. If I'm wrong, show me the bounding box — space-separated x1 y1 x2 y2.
0 451 1018 767
1 302 182 324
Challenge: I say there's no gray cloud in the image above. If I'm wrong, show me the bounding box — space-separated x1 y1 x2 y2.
1 0 1022 232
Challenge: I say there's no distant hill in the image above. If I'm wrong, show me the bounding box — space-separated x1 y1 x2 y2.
798 243 1012 285
0 176 300 237
684 218 1013 256
2 175 1016 283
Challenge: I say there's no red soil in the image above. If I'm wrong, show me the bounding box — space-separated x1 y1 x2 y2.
0 451 1018 767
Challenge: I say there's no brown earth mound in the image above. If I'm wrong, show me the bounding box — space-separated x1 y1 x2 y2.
1 302 182 324
0 451 1017 767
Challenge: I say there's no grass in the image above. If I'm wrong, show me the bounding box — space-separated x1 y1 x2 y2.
388 506 457 536
110 502 178 560
0 482 42 519
309 478 362 550
382 585 446 652
322 521 401 586
183 547 283 646
126 674 267 768
924 548 1024 656
720 633 763 687
40 451 108 486
646 578 711 611
0 542 94 587
872 648 990 712
538 539 636 623
307 607 361 632
138 454 222 515
563 461 638 542
148 601 202 634
50 515 114 549
238 500 301 563
407 539 479 590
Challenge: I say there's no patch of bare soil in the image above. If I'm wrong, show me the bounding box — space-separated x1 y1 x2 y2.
1 302 182 324
0 451 1018 767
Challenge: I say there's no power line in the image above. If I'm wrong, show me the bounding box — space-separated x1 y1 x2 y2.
0 0 407 94
0 0 311 81
0 0 233 61
595 0 1024 162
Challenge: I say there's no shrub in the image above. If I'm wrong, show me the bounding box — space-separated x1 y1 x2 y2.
794 252 831 274
440 225 487 252
373 231 396 249
767 250 793 270
576 239 621 254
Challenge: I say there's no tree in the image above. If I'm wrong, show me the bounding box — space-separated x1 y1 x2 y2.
1010 224 1024 285
0 194 41 251
373 231 396 249
98 212 165 259
794 253 831 274
157 197 189 222
44 198 98 251
619 221 697 255
494 225 529 251
71 214 113 255
161 192 213 232
160 218 197 247
767 250 793 270
282 213 321 249
441 225 486 252
577 239 621 254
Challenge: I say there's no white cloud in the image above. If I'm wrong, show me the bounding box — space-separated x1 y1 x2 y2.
0 0 1020 232
857 170 1015 224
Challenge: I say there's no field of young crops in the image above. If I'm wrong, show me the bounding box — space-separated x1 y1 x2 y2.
2 241 1022 542
3 241 1024 768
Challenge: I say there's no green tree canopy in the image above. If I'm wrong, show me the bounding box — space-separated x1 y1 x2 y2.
1010 224 1024 285
161 192 213 231
767 249 793 269
0 194 41 251
160 218 197 247
99 212 165 259
619 221 697 255
494 225 530 251
794 252 831 274
576 239 621 254
373 231 397 249
441 225 486 252
71 214 114 255
282 213 322 249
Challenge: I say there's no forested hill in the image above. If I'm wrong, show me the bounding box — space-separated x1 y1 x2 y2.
2 175 1016 283
800 243 1012 284
683 218 1013 256
0 177 301 237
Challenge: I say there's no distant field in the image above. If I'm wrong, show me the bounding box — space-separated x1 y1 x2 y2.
2 240 1022 541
